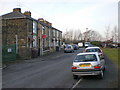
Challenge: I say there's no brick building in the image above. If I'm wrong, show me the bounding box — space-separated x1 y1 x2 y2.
2 8 62 61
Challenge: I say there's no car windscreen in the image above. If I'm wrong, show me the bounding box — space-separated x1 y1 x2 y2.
86 48 101 53
74 54 97 62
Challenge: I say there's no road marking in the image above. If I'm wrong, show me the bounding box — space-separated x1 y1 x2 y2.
71 79 82 89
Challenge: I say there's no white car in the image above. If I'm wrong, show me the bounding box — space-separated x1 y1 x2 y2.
72 52 105 79
84 47 103 58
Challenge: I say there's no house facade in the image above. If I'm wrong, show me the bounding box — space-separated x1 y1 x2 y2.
2 8 62 61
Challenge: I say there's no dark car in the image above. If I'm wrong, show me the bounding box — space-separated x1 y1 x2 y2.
72 44 79 50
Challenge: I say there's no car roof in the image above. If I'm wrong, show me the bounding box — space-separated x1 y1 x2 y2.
77 52 98 56
86 47 100 49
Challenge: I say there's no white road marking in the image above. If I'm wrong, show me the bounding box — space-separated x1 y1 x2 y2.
71 78 82 89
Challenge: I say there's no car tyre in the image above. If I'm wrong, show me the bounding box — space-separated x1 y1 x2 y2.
103 66 105 72
73 75 78 79
98 70 104 79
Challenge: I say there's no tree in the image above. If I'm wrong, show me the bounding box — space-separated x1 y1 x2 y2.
111 26 118 43
105 25 111 42
83 30 102 42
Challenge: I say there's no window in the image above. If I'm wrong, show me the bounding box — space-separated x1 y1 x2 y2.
74 54 97 62
33 36 37 48
42 26 45 34
86 48 101 53
33 21 37 48
33 21 37 34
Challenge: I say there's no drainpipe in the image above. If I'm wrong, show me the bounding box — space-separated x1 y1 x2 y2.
15 35 18 54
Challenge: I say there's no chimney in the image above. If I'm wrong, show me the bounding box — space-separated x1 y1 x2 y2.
38 18 44 22
48 23 52 26
24 11 31 17
44 20 48 24
13 8 21 13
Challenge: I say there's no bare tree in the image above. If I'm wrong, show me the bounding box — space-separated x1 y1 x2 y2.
111 26 118 43
63 28 102 44
83 30 102 42
105 25 111 41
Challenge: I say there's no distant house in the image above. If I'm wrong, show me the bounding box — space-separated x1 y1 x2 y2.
38 18 62 55
2 8 62 61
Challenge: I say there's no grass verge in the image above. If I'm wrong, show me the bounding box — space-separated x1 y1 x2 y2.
102 48 119 68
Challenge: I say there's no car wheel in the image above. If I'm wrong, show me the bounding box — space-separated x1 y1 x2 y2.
73 75 78 79
98 70 104 79
103 66 105 72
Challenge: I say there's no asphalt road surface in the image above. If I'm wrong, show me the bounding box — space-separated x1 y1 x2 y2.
2 48 118 88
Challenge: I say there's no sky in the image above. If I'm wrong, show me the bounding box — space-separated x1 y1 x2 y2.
0 0 119 38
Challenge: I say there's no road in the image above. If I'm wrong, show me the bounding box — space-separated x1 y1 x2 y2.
2 48 118 88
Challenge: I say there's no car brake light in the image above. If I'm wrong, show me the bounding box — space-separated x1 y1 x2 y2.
100 49 103 53
72 66 77 69
94 65 101 69
100 53 102 56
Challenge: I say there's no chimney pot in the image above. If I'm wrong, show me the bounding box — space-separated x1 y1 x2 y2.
38 18 44 22
13 8 21 12
24 11 31 17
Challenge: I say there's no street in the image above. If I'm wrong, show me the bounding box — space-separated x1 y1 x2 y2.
2 48 118 88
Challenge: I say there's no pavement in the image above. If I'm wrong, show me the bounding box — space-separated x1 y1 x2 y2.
1 50 65 69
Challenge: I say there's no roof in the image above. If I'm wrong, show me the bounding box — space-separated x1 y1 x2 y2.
2 9 62 33
2 11 26 19
86 47 100 49
77 52 98 56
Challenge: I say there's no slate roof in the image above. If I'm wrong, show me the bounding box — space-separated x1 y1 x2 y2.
2 10 62 33
2 11 26 19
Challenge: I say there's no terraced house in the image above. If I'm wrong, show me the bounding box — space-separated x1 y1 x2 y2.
2 8 62 61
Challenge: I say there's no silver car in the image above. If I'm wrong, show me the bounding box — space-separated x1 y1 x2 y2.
64 45 74 53
72 52 105 79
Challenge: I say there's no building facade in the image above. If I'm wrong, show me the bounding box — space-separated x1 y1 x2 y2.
2 8 62 61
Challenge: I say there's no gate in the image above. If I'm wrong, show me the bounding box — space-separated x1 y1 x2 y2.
2 44 16 61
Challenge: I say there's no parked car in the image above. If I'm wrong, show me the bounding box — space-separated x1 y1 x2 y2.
84 42 90 48
72 52 105 79
84 47 104 58
64 45 74 53
72 44 79 50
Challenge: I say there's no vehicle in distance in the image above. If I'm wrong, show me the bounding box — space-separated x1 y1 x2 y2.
72 52 105 79
84 42 90 48
72 44 79 50
64 45 74 53
78 42 83 47
84 47 103 58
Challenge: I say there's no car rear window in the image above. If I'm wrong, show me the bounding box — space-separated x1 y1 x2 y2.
74 54 97 62
66 46 71 48
86 48 101 53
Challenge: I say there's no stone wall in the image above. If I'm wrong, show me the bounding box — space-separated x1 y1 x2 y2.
2 18 33 60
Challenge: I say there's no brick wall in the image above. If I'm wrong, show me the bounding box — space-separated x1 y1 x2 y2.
2 18 33 60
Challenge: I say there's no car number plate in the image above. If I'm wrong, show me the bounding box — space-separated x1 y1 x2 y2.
79 64 91 67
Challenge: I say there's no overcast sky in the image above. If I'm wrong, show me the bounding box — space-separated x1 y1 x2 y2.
0 0 119 38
